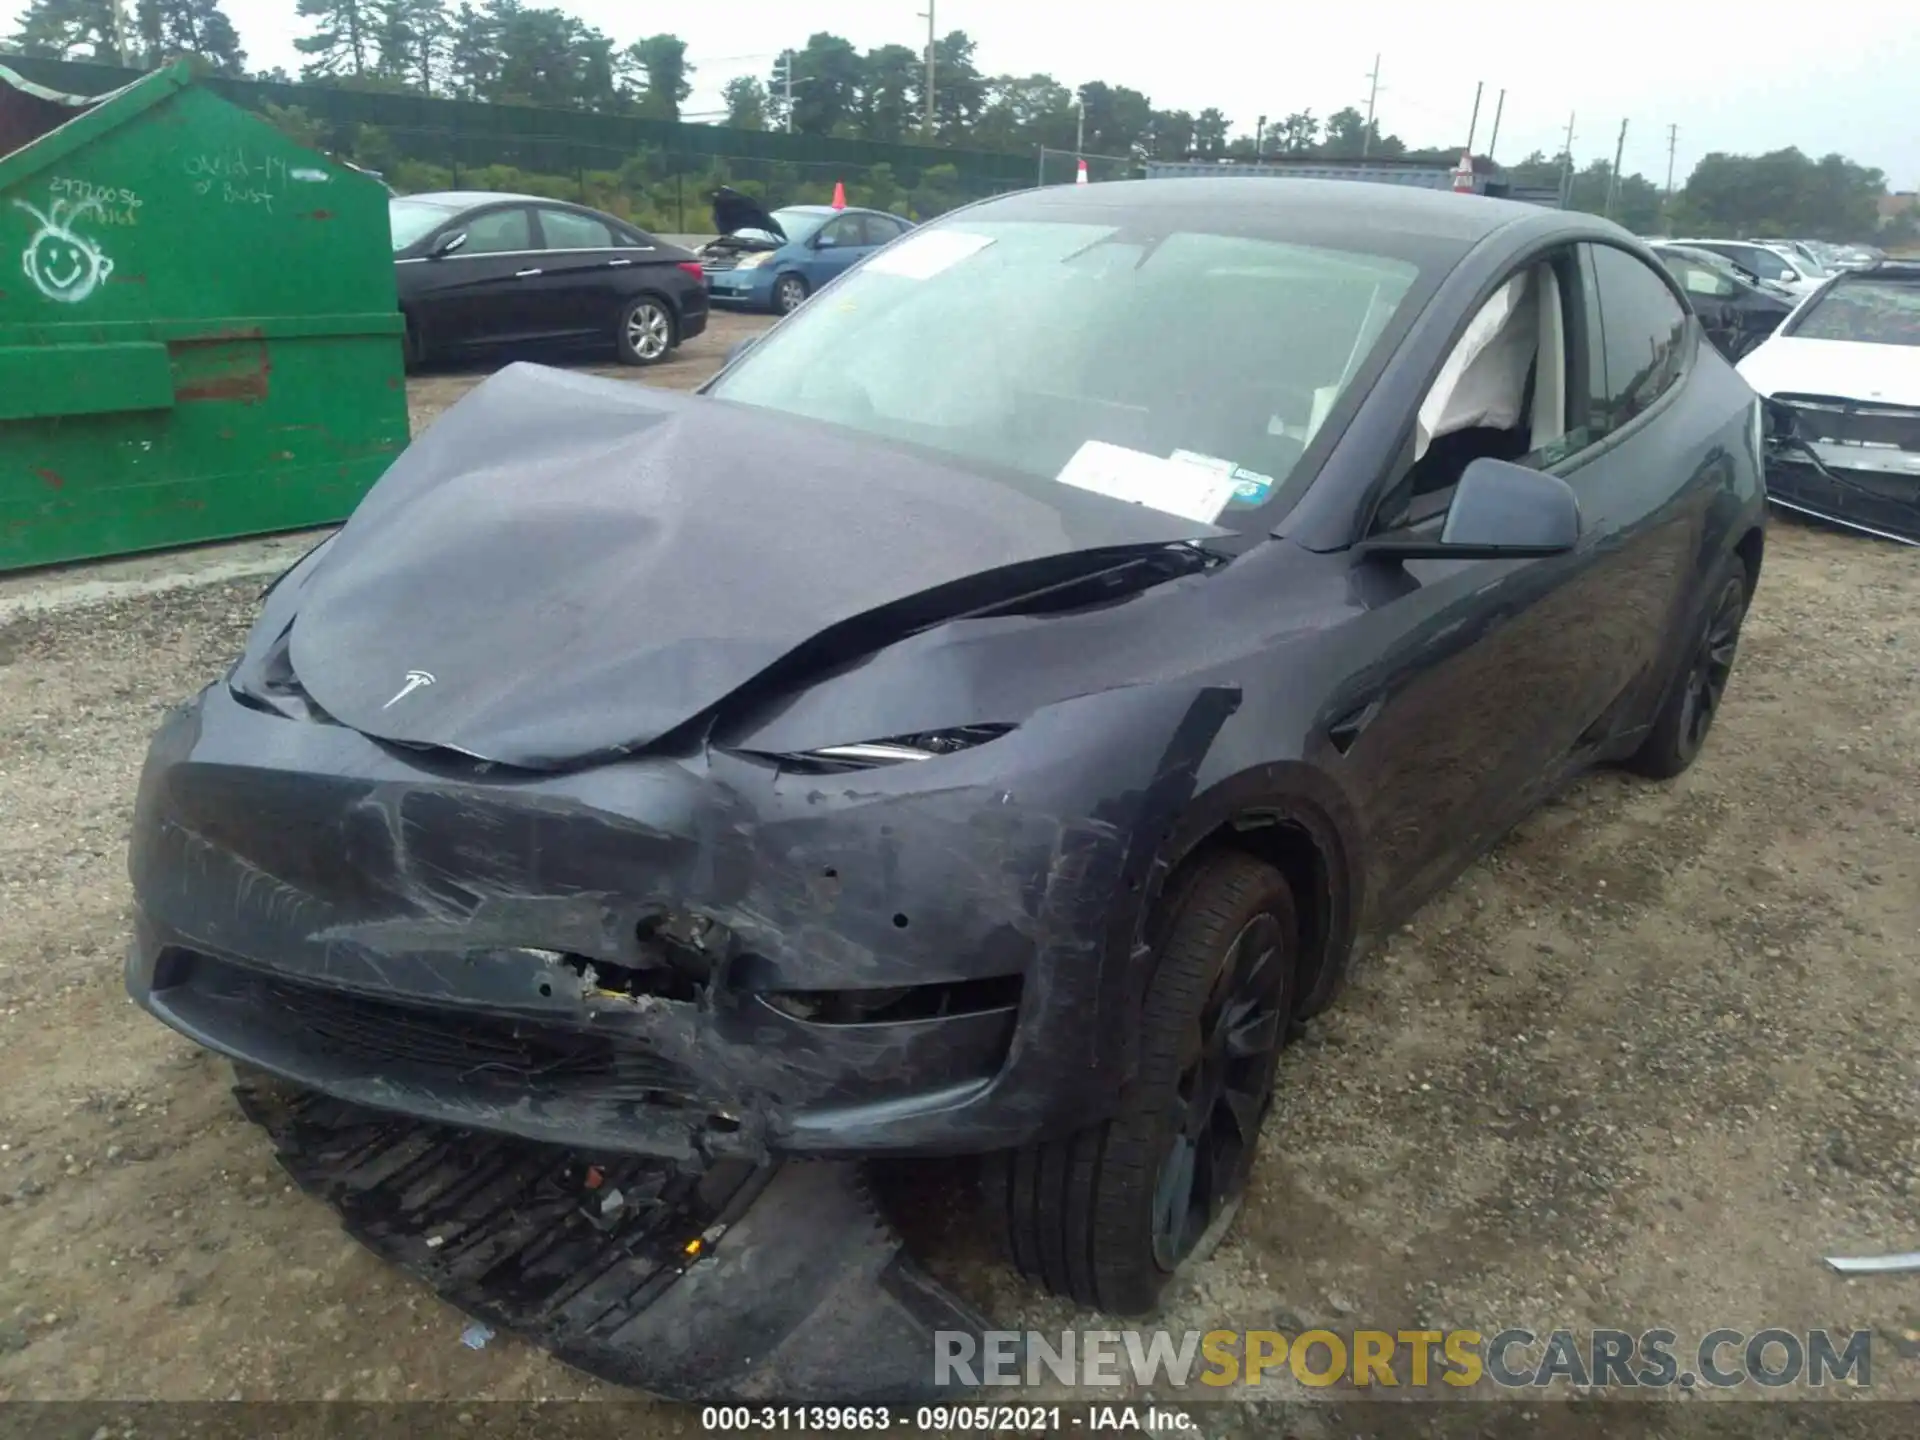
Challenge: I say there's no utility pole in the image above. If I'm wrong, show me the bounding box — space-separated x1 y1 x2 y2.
1465 80 1483 156
1361 53 1381 158
1255 115 1267 159
1664 122 1679 203
919 1 937 142
109 0 130 65
1486 88 1506 162
770 52 796 133
1605 117 1627 218
1557 111 1576 208
1075 97 1085 157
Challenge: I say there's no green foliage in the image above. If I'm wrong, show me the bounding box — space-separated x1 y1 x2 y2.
7 0 118 60
1675 148 1885 241
259 99 325 149
721 75 767 131
625 33 690 119
136 0 246 73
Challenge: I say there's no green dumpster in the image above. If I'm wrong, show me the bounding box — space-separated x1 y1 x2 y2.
0 60 408 572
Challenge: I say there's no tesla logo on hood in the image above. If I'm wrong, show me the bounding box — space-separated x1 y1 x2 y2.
382 670 436 708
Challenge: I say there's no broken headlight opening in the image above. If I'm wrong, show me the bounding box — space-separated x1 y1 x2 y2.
758 973 1023 1025
754 724 1016 773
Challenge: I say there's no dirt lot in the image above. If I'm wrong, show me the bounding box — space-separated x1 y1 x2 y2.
0 326 1915 1408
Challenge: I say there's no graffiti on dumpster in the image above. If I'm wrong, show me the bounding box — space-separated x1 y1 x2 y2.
186 149 288 212
47 176 143 226
13 197 114 304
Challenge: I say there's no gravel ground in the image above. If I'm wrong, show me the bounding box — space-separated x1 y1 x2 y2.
0 336 1915 1410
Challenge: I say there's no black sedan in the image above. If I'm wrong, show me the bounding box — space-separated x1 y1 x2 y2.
126 179 1765 1399
389 191 708 367
1651 242 1795 361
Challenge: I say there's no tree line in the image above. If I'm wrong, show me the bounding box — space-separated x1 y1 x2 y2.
5 0 1901 242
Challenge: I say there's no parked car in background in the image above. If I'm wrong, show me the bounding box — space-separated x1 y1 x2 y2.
1750 239 1833 281
389 192 708 368
1651 243 1794 360
700 188 915 313
1740 260 1920 545
1671 239 1827 298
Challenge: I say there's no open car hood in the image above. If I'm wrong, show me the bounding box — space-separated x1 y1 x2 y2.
284 365 1225 769
711 187 785 240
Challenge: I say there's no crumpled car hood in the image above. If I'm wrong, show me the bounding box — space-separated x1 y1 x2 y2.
287 364 1223 769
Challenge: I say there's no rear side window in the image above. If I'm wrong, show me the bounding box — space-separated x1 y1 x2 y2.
537 208 615 251
1788 278 1920 348
462 207 533 254
1585 244 1688 433
861 214 907 245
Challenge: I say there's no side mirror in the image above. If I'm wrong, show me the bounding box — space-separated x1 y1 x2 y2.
724 336 758 367
1362 458 1581 561
432 231 468 259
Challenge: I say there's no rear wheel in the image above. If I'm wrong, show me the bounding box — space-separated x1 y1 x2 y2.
985 850 1298 1315
1626 555 1750 779
616 295 675 365
774 273 809 314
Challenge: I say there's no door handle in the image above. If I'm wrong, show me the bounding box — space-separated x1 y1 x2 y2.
515 267 543 278
609 259 633 267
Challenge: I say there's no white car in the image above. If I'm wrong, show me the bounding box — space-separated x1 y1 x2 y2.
1671 239 1827 299
1737 260 1920 545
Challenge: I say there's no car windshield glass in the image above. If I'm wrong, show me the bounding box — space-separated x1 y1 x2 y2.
1791 278 1920 348
389 198 457 251
708 220 1421 526
762 208 828 243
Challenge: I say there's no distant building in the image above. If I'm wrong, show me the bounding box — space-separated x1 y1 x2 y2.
1142 153 1562 206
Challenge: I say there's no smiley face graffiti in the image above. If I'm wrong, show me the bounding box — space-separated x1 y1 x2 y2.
14 197 115 304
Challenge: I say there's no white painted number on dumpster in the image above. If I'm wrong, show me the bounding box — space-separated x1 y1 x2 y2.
13 197 114 304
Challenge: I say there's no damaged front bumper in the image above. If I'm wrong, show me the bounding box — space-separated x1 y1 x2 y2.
1765 397 1920 546
128 678 1231 1164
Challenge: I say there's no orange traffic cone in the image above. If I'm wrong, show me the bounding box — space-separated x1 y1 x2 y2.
831 180 847 209
1075 157 1089 185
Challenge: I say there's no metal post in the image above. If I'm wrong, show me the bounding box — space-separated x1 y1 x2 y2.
1486 89 1505 162
1037 146 1047 186
1465 81 1483 156
1557 112 1575 208
109 0 130 65
1605 118 1627 218
919 1 937 141
1076 99 1085 158
1255 115 1266 159
1361 54 1381 159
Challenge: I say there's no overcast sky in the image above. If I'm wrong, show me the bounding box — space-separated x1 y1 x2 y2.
219 0 1920 189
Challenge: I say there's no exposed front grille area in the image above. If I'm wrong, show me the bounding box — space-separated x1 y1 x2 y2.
1776 394 1920 451
169 953 704 1104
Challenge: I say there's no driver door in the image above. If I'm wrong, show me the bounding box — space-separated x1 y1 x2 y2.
1329 249 1629 917
803 213 873 288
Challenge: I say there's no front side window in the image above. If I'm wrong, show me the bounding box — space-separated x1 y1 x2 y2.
537 208 615 251
461 208 534 255
1788 277 1920 348
816 215 865 248
1586 244 1688 433
389 198 459 252
1666 257 1735 299
1720 245 1795 283
710 219 1423 526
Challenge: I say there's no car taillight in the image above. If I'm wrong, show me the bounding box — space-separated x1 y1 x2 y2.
679 261 704 280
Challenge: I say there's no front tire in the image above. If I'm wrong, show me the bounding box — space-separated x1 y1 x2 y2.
985 851 1298 1315
773 273 809 314
1626 555 1750 779
616 295 675 366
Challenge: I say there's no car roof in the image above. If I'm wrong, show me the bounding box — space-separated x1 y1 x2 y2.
958 177 1591 265
399 191 580 210
776 204 906 219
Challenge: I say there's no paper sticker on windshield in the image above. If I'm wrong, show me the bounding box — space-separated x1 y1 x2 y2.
1057 442 1240 523
1172 451 1274 507
864 230 995 280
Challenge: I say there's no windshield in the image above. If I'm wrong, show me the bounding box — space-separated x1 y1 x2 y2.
708 220 1421 525
1790 278 1920 348
389 198 458 252
760 208 829 244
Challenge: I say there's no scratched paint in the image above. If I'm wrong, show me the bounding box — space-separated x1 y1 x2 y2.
12 196 113 304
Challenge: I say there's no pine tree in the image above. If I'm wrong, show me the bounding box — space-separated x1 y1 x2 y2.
7 0 119 61
294 0 371 79
135 0 247 74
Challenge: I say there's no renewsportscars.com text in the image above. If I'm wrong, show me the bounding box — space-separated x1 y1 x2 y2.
934 1327 1875 1390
